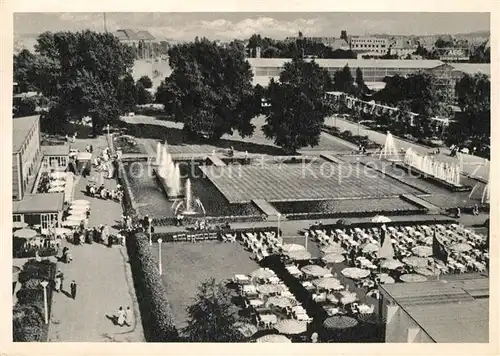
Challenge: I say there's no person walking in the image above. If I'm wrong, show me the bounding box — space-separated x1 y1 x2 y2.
125 306 134 327
54 275 61 292
70 280 77 300
117 306 125 327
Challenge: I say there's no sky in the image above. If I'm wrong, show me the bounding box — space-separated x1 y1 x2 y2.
14 12 490 47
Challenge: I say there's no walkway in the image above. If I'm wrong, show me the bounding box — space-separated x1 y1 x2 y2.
325 117 489 180
48 135 144 342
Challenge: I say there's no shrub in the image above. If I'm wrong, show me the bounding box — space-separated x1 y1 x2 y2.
13 304 45 342
126 232 178 341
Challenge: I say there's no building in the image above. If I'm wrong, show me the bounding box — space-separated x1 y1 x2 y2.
114 29 156 59
379 275 489 343
42 144 70 170
12 115 42 201
350 36 389 55
389 38 418 58
284 36 337 47
13 193 65 231
248 58 447 87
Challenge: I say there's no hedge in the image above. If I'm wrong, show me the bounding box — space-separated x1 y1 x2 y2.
13 259 57 342
126 232 178 341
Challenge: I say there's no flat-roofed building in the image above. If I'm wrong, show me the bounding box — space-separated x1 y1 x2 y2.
248 58 447 87
350 36 389 55
42 144 70 170
379 275 489 343
12 115 42 201
12 192 65 231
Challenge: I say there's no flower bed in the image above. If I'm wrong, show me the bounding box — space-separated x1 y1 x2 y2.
322 126 381 150
151 214 265 227
113 135 145 154
285 208 426 221
36 172 51 193
13 259 57 342
125 232 178 341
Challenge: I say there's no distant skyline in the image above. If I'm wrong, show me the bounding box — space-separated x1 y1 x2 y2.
14 12 490 48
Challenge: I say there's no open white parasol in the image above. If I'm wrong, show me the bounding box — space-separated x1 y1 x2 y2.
250 268 275 280
403 256 428 268
321 244 346 255
285 250 312 261
71 199 91 206
256 334 291 343
13 228 37 239
281 244 306 253
301 265 331 278
400 273 428 283
266 296 296 309
274 319 307 335
322 254 345 264
12 221 28 230
362 243 380 253
50 180 66 187
449 243 473 252
412 246 433 257
381 259 404 270
341 267 370 280
312 277 343 290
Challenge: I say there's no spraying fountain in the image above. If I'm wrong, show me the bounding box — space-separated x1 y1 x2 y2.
172 179 206 216
378 132 399 160
154 141 182 198
403 147 462 186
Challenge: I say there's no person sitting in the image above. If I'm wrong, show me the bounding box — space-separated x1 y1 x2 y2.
473 204 479 216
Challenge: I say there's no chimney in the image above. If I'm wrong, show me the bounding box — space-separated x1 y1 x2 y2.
256 46 261 58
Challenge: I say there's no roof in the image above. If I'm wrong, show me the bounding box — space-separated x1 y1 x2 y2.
381 276 489 343
451 63 490 77
42 144 70 156
247 58 445 70
114 29 139 41
13 115 39 152
13 193 64 214
136 30 155 41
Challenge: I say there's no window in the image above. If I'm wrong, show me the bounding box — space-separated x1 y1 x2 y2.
13 214 21 222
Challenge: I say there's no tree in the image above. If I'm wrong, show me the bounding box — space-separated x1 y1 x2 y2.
29 30 134 135
333 64 356 94
117 73 137 113
138 75 153 89
135 81 153 105
13 49 37 93
15 97 37 117
262 57 331 153
157 39 259 139
355 67 367 98
13 304 45 342
455 73 490 138
183 278 243 342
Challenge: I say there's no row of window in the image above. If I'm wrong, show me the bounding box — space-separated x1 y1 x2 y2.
20 124 38 156
352 44 386 49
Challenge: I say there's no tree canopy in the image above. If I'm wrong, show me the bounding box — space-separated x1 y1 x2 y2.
333 65 356 95
183 278 243 342
156 38 259 139
138 75 153 89
14 30 134 134
262 57 331 152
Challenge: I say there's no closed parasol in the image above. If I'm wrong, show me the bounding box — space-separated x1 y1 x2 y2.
256 334 291 343
266 296 296 308
400 274 428 283
233 322 258 338
12 221 28 230
285 250 312 261
362 243 380 253
281 244 306 253
341 267 370 280
449 243 473 252
403 256 428 268
257 284 281 295
13 228 37 239
381 259 403 270
321 244 346 255
274 319 307 335
250 268 275 280
312 277 343 290
301 265 331 277
412 246 433 257
323 315 358 330
322 254 345 264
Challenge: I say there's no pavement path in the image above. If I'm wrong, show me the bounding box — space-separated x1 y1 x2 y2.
325 116 490 180
47 135 144 342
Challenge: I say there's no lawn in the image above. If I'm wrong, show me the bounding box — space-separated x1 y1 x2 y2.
151 241 259 330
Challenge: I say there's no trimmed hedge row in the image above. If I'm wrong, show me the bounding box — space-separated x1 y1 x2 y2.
322 126 382 149
126 232 178 341
151 214 265 226
13 259 57 342
285 208 426 221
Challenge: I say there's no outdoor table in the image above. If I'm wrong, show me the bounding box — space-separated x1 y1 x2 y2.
295 313 311 322
324 306 340 316
268 276 281 284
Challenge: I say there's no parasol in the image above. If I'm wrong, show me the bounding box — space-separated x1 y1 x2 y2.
48 186 64 193
403 256 428 268
66 213 87 221
62 220 82 227
13 228 37 239
256 334 291 343
323 315 358 330
312 277 343 290
233 322 258 338
266 296 296 309
341 267 370 280
281 244 306 253
321 244 346 255
322 254 345 264
250 268 275 280
52 227 72 236
449 243 473 252
256 284 281 295
400 273 428 283
301 265 331 278
379 275 395 284
361 243 380 253
274 319 307 335
412 246 433 257
285 250 312 261
371 215 391 223
50 172 67 180
12 221 28 230
71 199 91 206
381 259 404 270
68 206 89 214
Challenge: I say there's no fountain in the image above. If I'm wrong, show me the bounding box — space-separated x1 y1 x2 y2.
154 142 182 198
172 178 206 216
379 132 399 160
